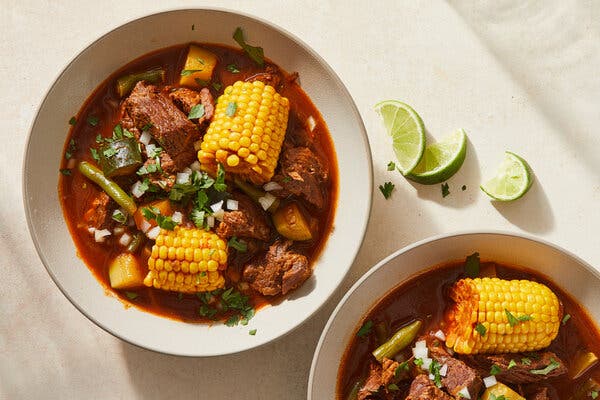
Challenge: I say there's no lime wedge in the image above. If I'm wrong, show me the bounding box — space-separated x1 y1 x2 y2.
406 128 467 184
375 100 425 175
480 151 533 201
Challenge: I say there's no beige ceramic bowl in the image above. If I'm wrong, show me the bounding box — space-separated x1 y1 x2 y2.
308 231 600 398
23 9 372 356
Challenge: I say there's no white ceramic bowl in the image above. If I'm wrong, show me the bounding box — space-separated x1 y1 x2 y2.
308 231 600 398
23 9 372 356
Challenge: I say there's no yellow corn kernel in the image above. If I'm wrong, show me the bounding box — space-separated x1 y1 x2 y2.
444 278 561 354
198 80 290 184
143 226 227 293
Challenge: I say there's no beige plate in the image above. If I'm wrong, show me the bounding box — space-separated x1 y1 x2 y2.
308 231 600 398
23 8 372 356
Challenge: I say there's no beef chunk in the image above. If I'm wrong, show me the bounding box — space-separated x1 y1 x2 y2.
245 64 283 91
426 339 483 399
83 192 116 229
463 351 567 384
242 240 310 296
169 87 215 122
125 81 200 169
357 359 400 400
405 375 453 400
216 193 271 241
274 147 329 209
141 154 176 191
524 387 550 400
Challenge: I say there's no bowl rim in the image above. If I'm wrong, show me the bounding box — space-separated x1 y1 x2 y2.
22 7 373 356
307 229 599 397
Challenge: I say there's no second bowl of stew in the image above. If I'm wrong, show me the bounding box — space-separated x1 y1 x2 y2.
24 9 371 356
309 232 600 399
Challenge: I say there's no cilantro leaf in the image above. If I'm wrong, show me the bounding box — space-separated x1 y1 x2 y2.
214 164 227 191
561 313 571 325
475 322 486 336
505 309 533 327
68 116 77 126
226 101 237 117
181 69 204 76
226 63 240 73
465 252 480 278
386 161 396 171
87 115 99 126
65 139 76 160
111 209 127 224
233 27 264 66
188 104 205 120
507 359 517 369
521 357 531 365
125 291 138 300
212 82 222 91
379 182 395 199
90 148 100 161
387 384 399 391
490 364 502 375
357 320 373 338
530 358 561 375
228 237 248 252
249 329 257 336
59 168 72 176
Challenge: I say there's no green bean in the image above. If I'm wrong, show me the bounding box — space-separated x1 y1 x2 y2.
78 161 137 215
116 68 165 97
233 177 280 213
126 232 145 253
372 320 422 362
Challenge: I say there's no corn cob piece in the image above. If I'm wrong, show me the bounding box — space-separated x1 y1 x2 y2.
198 80 290 184
444 277 561 354
143 226 227 293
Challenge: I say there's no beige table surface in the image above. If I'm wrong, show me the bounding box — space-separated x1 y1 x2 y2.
2 1 600 399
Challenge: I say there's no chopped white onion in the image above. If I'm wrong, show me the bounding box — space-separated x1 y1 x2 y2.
420 357 432 370
176 172 190 184
428 373 435 381
119 233 132 247
183 167 192 175
210 200 224 213
439 364 448 377
189 161 201 171
113 226 125 235
131 181 145 198
483 375 497 388
434 330 446 341
258 193 276 211
213 209 225 221
140 219 151 233
458 387 471 399
87 227 96 234
146 226 161 240
306 115 316 132
226 199 239 210
263 181 283 192
139 130 152 145
67 158 77 169
412 341 428 359
171 211 183 224
94 229 111 243
206 216 215 228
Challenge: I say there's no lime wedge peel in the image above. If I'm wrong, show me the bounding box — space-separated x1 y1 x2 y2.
374 100 425 175
480 151 533 201
407 128 468 185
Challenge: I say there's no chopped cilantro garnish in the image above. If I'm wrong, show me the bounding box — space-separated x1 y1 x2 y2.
68 116 77 126
530 358 560 375
521 357 532 365
212 82 222 91
356 320 373 338
505 309 532 327
386 161 396 171
141 122 153 131
429 359 442 388
214 163 227 191
379 182 395 199
465 252 480 278
136 162 159 176
282 176 292 183
90 148 100 161
59 169 72 176
65 139 76 160
414 358 424 367
125 291 138 300
198 304 217 319
86 115 99 126
507 359 517 369
395 361 410 377
249 329 257 336
475 322 486 336
111 209 127 224
592 390 599 399
561 313 571 325
226 64 240 73
490 364 502 375
195 78 210 87
146 146 162 158
188 104 205 120
441 182 450 197
228 236 248 252
103 147 117 158
141 207 178 230
226 101 237 117
181 69 204 76
387 384 399 391
233 27 264 66
490 395 506 400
